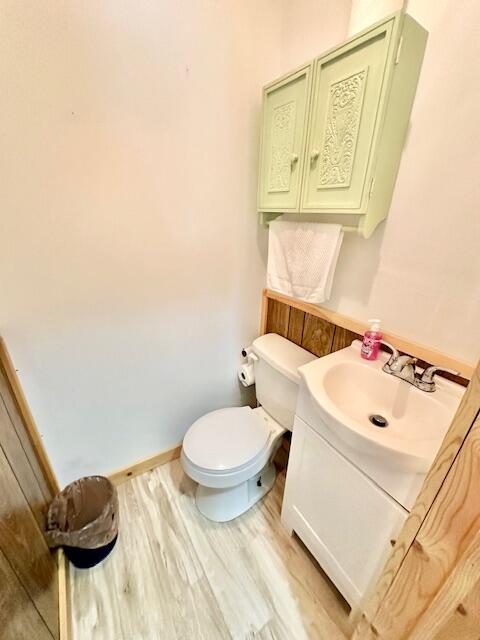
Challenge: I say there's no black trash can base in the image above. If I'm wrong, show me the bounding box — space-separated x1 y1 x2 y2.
64 534 118 569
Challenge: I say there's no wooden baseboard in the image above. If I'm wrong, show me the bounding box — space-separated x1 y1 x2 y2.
57 549 70 640
107 444 182 486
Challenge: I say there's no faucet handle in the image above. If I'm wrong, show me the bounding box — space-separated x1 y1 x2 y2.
421 366 459 384
390 355 417 373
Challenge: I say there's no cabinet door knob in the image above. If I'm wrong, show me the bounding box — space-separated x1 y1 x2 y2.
310 149 320 163
290 153 299 165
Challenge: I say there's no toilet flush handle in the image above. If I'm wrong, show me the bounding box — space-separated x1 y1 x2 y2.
247 353 258 363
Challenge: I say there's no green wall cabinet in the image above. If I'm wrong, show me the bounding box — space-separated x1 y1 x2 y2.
257 12 428 238
257 64 313 212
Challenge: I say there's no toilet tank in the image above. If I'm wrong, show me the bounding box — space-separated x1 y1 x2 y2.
252 334 316 430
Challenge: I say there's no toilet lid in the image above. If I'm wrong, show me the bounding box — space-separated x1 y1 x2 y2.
183 406 271 472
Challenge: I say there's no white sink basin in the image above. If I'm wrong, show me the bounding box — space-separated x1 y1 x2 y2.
297 341 464 475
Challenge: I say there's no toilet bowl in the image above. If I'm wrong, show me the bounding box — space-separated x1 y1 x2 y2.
181 406 284 522
181 334 316 522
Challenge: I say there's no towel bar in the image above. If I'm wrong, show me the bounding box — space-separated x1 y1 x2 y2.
261 215 360 234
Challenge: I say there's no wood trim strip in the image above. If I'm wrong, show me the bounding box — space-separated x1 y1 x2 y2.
259 291 269 335
57 550 70 640
263 289 475 379
0 338 59 495
107 444 182 486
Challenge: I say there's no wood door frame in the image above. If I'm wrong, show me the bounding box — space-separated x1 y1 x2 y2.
0 337 68 638
0 338 59 495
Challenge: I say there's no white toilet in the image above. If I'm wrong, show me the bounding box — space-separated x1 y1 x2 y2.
181 333 316 522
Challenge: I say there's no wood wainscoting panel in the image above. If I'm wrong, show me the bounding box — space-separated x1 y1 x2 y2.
0 547 53 640
262 289 474 380
287 308 306 346
301 314 335 357
265 299 291 337
263 290 367 362
332 326 363 353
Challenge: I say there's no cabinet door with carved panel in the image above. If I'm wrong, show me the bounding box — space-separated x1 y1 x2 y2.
257 64 312 212
301 19 396 213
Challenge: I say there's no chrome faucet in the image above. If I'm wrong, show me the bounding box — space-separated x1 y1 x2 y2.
381 342 417 384
381 341 458 392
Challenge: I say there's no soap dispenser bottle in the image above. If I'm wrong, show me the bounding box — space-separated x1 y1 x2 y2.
361 319 382 361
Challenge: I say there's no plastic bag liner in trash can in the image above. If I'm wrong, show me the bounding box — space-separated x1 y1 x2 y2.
45 475 119 569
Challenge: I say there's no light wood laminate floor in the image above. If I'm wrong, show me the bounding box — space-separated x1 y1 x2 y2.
71 460 351 640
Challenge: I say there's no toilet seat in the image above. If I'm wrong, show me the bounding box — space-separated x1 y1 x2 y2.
183 406 271 472
181 406 284 489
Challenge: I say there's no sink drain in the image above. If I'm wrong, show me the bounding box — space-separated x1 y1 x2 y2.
369 414 389 428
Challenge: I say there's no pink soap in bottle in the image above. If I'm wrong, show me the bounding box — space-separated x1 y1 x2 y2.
361 319 382 361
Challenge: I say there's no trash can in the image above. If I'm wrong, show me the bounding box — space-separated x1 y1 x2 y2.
45 475 119 569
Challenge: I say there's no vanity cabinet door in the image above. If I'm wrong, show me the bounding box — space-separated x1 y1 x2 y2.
257 64 312 212
281 416 408 607
301 19 395 213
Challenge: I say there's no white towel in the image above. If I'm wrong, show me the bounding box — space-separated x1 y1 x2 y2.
267 221 343 304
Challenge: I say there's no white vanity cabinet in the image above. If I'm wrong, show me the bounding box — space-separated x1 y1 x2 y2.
281 415 408 607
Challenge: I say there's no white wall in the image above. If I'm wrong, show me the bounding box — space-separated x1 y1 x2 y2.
281 0 351 69
347 0 404 34
284 0 480 364
0 1 285 485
